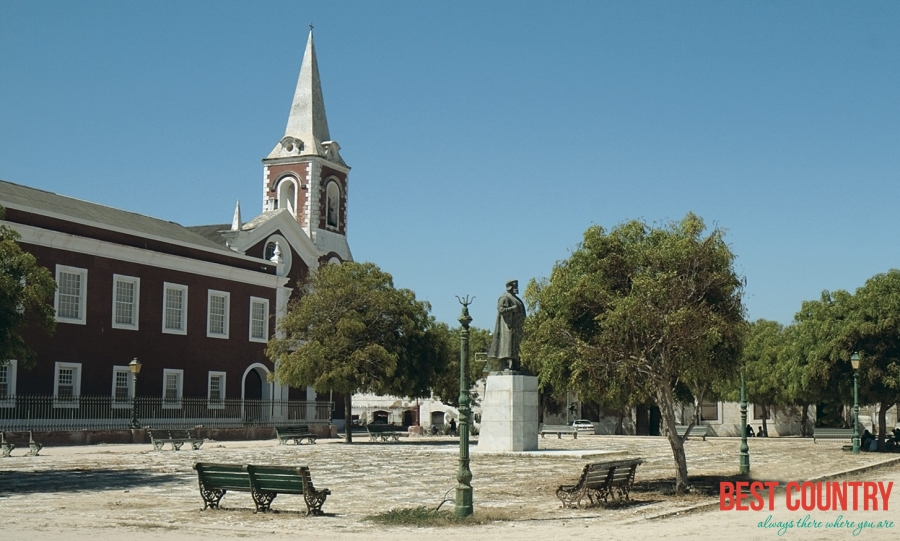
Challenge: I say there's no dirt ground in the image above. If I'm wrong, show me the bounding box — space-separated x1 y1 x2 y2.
1 434 898 540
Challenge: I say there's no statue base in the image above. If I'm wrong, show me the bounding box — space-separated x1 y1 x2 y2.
477 373 539 452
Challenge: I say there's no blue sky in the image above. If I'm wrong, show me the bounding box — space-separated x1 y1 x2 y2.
2 2 899 331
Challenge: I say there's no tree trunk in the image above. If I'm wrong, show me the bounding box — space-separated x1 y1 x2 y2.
761 405 769 437
800 404 810 438
656 382 689 494
877 402 891 451
615 409 625 435
344 393 353 444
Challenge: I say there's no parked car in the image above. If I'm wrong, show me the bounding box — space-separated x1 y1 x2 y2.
572 419 595 432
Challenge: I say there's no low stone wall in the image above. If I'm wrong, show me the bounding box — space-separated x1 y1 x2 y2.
15 424 336 446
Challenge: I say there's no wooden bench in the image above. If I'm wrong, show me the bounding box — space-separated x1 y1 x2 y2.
675 425 709 441
814 428 854 443
149 429 204 451
540 424 578 439
276 425 317 445
193 462 330 515
366 424 401 442
557 458 643 509
1 431 42 457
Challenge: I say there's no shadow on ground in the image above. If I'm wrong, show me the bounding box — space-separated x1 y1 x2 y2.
0 468 182 495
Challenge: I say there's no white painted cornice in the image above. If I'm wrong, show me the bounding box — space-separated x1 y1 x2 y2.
5 221 289 289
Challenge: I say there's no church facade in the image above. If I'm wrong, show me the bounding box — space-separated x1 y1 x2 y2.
0 30 348 430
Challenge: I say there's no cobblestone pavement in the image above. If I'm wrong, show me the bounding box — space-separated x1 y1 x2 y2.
1 434 898 539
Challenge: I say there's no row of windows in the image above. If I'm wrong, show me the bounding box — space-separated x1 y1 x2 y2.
54 265 270 342
0 361 227 409
696 401 781 423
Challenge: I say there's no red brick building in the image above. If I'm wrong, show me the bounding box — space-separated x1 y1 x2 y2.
0 30 350 429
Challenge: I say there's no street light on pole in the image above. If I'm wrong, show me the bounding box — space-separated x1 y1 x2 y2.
129 357 142 429
850 353 860 455
739 365 750 474
455 295 474 518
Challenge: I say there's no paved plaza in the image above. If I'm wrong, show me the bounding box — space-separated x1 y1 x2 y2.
1 434 898 540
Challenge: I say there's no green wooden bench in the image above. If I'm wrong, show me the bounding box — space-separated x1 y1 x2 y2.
366 424 401 442
1 430 42 457
193 462 330 515
539 424 579 439
557 458 643 509
814 428 854 443
149 429 204 451
276 425 317 445
675 425 709 441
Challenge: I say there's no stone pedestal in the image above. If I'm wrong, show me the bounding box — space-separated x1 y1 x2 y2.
477 373 539 452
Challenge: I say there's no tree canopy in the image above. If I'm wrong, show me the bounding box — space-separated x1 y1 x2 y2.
266 261 453 442
0 205 56 367
522 213 745 492
842 270 900 443
429 324 491 408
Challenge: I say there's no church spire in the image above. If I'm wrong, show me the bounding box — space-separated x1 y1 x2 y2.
265 28 344 165
285 29 328 149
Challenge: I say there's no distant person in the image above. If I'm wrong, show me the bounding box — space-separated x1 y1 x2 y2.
757 426 765 437
861 429 873 451
746 424 754 438
449 418 457 436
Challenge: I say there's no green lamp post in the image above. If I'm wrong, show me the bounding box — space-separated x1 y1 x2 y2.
739 365 750 474
851 353 860 455
455 296 474 518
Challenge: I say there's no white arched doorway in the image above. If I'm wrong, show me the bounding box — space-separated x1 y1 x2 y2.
241 363 273 425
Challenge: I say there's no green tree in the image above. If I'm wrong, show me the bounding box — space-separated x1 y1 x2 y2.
267 261 452 442
429 324 491 408
845 270 900 447
792 291 855 429
0 205 56 367
522 213 745 493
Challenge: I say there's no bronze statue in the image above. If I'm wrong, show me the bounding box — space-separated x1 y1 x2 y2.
488 279 526 372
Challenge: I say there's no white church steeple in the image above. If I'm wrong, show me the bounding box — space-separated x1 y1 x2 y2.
261 28 352 264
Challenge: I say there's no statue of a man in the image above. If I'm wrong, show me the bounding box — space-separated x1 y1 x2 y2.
488 279 526 372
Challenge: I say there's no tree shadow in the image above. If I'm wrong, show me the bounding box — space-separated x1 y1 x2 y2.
0 468 183 496
632 474 791 497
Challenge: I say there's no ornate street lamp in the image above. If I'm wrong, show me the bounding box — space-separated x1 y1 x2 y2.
850 353 860 455
455 295 474 518
129 357 142 429
739 365 750 474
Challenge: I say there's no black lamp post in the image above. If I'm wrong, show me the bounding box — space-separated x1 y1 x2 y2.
851 353 860 455
129 357 142 429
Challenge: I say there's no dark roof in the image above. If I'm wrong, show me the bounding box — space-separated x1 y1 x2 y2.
0 179 233 253
188 211 285 247
186 224 230 247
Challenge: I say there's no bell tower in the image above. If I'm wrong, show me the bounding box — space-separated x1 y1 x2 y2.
262 28 352 262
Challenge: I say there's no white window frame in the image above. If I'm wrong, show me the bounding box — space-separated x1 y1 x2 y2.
206 290 230 339
111 365 133 408
162 282 188 335
249 296 269 343
325 179 341 229
0 360 17 407
53 361 82 408
207 371 226 409
162 369 184 409
111 274 140 330
277 176 298 216
54 265 88 325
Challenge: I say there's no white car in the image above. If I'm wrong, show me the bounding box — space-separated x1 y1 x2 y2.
572 420 595 432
